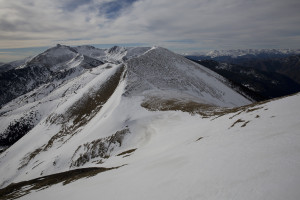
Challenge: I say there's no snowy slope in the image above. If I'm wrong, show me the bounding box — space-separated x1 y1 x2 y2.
126 47 251 107
1 91 300 200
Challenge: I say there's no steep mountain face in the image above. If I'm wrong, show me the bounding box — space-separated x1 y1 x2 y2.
0 44 104 108
193 59 300 101
233 54 300 84
0 45 254 192
0 44 108 149
0 65 52 108
279 55 300 84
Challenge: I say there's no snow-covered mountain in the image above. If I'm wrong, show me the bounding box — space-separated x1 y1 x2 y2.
1 45 299 200
125 47 251 106
0 45 251 149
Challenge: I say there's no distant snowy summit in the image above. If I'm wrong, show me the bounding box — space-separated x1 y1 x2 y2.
184 48 300 58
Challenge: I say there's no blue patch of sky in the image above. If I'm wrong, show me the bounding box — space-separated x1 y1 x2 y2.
98 0 139 19
0 46 49 56
62 0 93 12
0 46 50 63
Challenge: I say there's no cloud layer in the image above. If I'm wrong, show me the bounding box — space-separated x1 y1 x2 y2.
0 0 300 54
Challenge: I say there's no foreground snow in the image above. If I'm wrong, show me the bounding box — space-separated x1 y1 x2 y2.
2 93 300 200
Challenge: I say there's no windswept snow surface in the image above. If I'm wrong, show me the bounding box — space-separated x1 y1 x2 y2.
4 93 300 200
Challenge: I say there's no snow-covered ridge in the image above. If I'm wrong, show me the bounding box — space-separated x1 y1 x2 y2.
73 45 151 63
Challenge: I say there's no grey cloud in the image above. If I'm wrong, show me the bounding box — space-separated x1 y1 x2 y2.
0 19 18 32
0 0 300 52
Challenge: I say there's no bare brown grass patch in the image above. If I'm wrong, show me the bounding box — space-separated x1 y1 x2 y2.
0 166 123 200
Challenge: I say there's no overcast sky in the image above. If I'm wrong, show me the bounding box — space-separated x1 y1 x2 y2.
0 0 300 62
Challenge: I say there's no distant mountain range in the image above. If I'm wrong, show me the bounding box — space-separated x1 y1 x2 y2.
191 59 300 101
184 48 300 59
185 49 300 101
232 54 300 84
